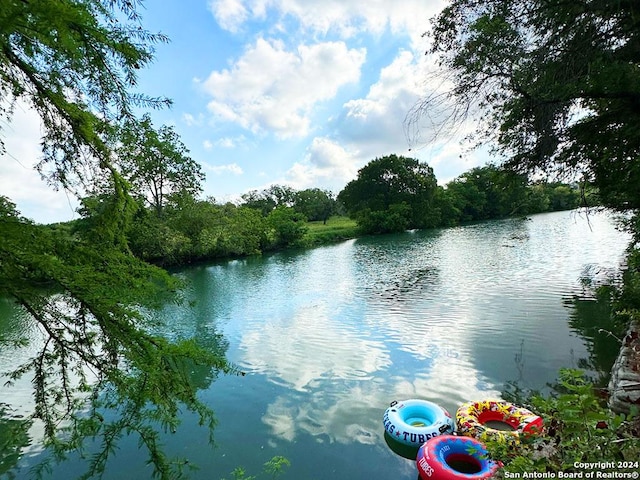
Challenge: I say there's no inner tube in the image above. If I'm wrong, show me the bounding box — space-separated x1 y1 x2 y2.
456 399 543 442
417 435 499 480
383 399 456 447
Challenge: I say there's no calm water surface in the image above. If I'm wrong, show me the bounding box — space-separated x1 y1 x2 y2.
3 210 632 479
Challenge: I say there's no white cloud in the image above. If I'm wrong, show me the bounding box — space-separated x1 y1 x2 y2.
183 112 205 127
209 0 445 45
208 0 249 32
280 48 490 190
276 51 439 192
284 137 358 192
206 135 248 149
206 162 244 175
0 103 78 223
342 50 424 148
202 38 366 138
215 138 234 148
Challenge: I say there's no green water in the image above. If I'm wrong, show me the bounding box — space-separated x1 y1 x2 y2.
1 210 631 479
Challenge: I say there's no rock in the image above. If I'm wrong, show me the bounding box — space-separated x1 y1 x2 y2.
608 322 640 415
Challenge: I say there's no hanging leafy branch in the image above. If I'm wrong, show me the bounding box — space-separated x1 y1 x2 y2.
0 1 234 478
410 0 640 210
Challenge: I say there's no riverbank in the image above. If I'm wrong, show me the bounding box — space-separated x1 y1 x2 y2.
608 246 640 415
299 216 360 247
608 321 640 413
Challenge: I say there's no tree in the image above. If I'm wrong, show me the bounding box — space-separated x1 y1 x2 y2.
547 184 581 212
240 189 277 216
0 2 230 478
240 184 296 216
266 206 308 248
265 184 296 207
292 188 336 224
0 0 169 195
117 114 204 217
338 154 440 233
412 0 640 210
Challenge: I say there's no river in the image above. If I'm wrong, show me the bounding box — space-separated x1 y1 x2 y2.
1 210 632 479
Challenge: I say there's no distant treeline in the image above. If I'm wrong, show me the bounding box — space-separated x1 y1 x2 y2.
336 156 594 234
68 156 592 267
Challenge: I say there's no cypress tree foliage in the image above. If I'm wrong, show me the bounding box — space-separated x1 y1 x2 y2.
410 0 640 210
0 2 233 478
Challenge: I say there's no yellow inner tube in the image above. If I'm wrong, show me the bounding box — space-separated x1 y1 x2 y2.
456 399 543 443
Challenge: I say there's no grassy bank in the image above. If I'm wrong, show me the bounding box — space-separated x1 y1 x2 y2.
300 216 360 247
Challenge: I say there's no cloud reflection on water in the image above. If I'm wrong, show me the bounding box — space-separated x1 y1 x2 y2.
237 291 500 444
220 212 629 448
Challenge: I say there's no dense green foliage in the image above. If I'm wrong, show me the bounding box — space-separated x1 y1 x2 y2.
337 156 584 234
0 1 233 478
97 161 583 266
338 154 440 233
87 197 308 266
487 369 640 476
417 0 639 211
241 185 338 221
291 188 336 223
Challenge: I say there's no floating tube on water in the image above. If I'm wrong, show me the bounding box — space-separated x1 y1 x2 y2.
456 399 543 442
383 399 455 447
416 435 499 480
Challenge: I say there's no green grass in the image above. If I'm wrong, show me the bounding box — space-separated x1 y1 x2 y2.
301 216 360 247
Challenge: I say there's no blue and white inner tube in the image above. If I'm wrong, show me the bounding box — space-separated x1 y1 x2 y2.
383 399 456 446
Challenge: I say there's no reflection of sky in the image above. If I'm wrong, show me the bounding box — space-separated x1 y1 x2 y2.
240 303 391 391
224 211 630 446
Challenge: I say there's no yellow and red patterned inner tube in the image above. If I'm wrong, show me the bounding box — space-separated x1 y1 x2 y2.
456 399 543 442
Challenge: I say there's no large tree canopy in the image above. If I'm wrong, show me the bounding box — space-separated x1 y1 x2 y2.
338 154 440 233
413 0 640 210
0 2 231 478
445 165 531 221
117 114 205 216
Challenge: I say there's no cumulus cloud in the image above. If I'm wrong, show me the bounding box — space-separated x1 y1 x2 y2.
0 103 78 223
280 48 486 190
284 137 359 192
276 51 431 192
341 50 425 149
202 38 366 138
209 0 444 44
208 0 249 32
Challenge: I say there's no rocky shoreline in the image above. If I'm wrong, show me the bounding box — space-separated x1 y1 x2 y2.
608 322 640 414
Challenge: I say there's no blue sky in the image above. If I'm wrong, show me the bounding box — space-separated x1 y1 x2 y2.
1 0 490 223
